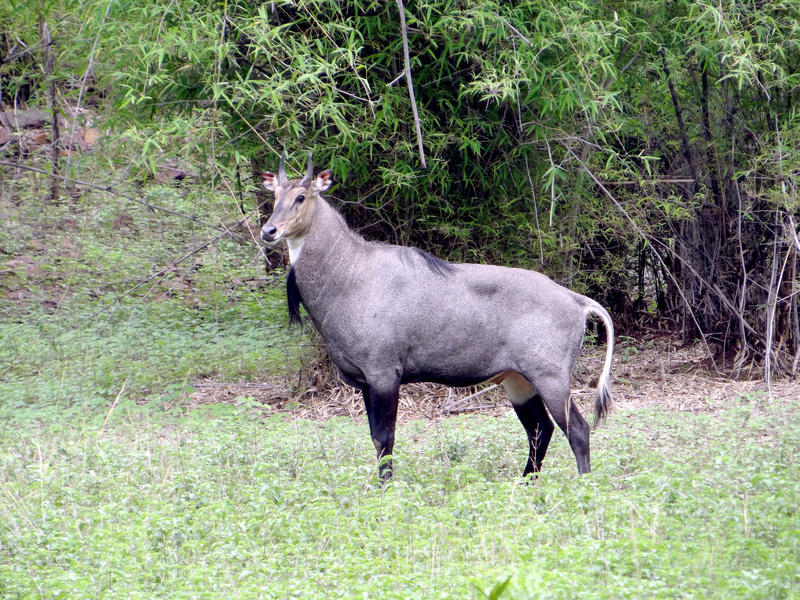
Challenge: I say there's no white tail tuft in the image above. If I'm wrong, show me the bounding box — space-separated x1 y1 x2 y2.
583 299 614 425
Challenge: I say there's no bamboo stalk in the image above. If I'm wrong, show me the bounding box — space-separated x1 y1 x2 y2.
764 209 781 383
565 145 721 376
659 47 697 190
396 0 426 170
734 182 751 377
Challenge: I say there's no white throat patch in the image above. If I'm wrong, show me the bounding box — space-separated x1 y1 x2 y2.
287 235 306 264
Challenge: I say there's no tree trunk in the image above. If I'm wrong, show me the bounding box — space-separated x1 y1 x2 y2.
39 17 59 202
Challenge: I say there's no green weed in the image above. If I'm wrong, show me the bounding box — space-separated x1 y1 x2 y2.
0 167 305 415
1 401 798 599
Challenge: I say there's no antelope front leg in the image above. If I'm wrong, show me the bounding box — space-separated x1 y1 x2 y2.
362 380 400 481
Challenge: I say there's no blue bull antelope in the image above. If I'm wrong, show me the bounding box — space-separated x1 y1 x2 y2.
260 153 614 480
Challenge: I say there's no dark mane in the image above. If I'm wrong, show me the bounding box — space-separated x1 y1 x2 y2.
286 266 303 327
400 247 457 276
418 248 458 276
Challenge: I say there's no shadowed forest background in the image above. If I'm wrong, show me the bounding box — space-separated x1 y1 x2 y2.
2 0 799 379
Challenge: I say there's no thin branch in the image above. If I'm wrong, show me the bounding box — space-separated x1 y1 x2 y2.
0 160 263 330
298 3 376 118
192 383 280 389
38 18 60 201
396 0 426 170
599 179 697 185
765 116 790 382
789 215 800 253
602 41 630 90
0 42 55 64
66 0 113 174
659 47 698 187
524 156 545 266
444 405 497 415
386 72 405 87
544 138 558 227
735 181 751 377
501 18 533 47
420 66 475 89
709 280 759 338
101 379 128 430
123 240 213 328
334 86 374 104
616 44 642 79
563 146 749 345
72 231 229 329
442 384 499 413
764 209 781 383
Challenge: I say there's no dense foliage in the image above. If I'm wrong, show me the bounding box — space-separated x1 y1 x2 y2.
2 0 799 375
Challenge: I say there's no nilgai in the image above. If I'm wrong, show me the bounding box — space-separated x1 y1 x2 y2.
261 153 614 480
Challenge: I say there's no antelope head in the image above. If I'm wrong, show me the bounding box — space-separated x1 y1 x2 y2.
260 152 332 263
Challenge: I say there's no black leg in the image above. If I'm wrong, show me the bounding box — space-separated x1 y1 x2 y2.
362 381 400 481
566 400 591 474
512 394 555 476
534 374 592 475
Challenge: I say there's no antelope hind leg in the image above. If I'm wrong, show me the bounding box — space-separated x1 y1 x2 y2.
502 372 555 476
540 377 591 474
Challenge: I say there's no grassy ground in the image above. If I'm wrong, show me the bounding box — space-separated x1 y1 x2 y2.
1 163 306 413
2 162 799 599
1 397 799 599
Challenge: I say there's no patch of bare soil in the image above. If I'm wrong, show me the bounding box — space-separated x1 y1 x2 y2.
585 338 798 416
189 332 799 423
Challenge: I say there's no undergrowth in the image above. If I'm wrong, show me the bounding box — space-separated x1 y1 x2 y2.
0 297 298 413
0 164 305 413
1 397 798 599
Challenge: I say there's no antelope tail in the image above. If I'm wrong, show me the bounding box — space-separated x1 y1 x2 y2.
582 299 614 426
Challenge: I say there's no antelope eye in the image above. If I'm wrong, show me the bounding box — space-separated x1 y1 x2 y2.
296 194 306 204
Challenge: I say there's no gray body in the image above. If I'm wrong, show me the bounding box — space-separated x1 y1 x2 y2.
296 202 589 390
261 155 614 479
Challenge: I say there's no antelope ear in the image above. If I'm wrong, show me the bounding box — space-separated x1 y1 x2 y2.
313 170 333 192
261 171 279 192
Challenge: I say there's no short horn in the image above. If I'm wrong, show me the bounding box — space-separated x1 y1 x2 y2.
278 151 288 184
302 152 314 184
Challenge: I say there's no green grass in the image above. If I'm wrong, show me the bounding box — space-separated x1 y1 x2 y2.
2 397 798 599
0 294 301 411
0 166 306 411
